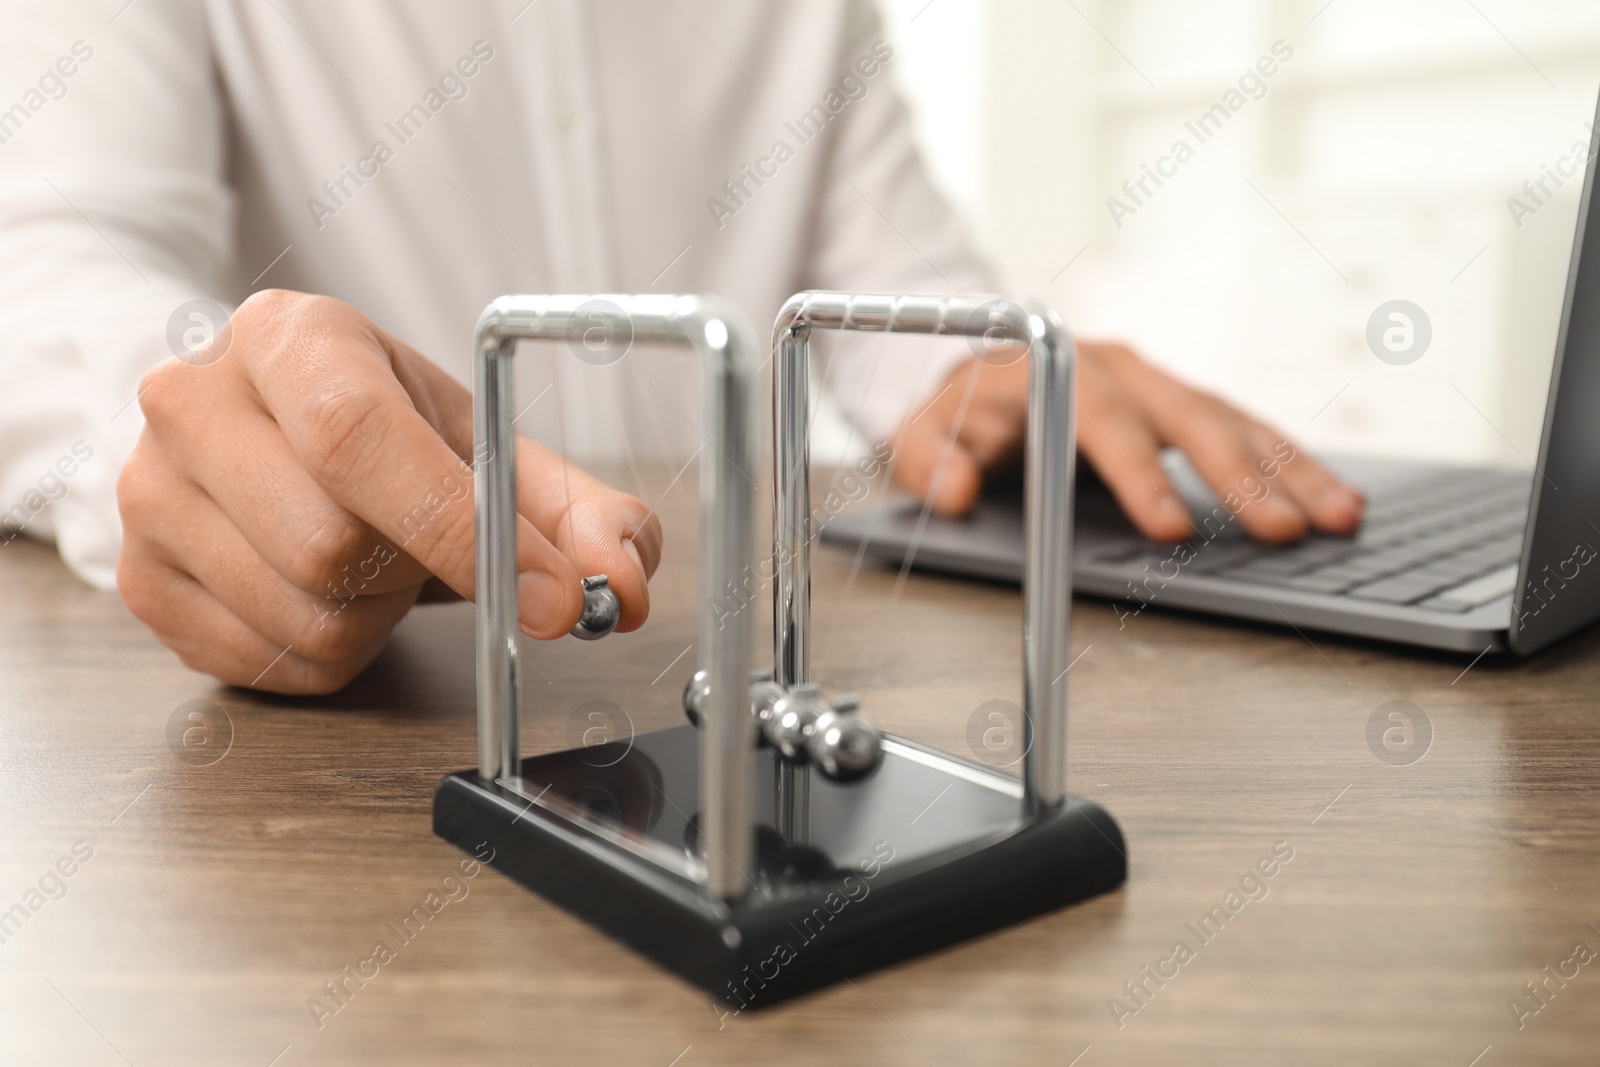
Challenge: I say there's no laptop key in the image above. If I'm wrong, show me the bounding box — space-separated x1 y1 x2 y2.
1091 545 1154 565
1415 564 1520 612
1416 597 1473 614
1335 558 1410 581
1414 558 1496 584
1223 560 1320 582
1286 573 1364 595
1185 542 1264 574
1346 576 1450 605
1278 539 1358 561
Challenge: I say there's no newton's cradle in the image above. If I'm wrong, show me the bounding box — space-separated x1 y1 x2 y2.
432 290 1126 1006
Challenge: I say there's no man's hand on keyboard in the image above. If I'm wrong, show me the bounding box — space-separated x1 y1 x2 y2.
891 340 1366 544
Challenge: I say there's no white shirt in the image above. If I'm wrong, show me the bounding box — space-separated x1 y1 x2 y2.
0 0 991 589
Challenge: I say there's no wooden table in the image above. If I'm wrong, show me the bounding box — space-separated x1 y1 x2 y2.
3 468 1598 1067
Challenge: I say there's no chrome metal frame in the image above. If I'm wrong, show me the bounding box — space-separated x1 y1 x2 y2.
772 292 1077 817
473 294 758 899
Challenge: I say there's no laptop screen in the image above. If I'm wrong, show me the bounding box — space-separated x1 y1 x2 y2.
1512 86 1600 653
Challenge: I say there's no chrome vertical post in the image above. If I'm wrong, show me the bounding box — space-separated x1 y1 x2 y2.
475 332 521 784
1019 302 1074 815
773 323 811 688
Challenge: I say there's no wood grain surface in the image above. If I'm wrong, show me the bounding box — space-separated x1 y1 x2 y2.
2 464 1597 1067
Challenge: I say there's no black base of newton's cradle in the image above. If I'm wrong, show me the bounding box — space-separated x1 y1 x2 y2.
433 725 1125 1008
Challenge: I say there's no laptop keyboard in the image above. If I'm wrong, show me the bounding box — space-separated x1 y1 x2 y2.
1092 468 1530 613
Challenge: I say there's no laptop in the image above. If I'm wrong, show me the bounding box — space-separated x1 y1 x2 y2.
821 131 1600 659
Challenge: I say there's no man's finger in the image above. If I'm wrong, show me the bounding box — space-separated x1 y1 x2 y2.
550 499 660 632
117 543 390 694
891 412 985 517
1105 354 1318 542
1140 394 1310 543
514 440 660 631
133 470 420 661
136 369 430 596
1242 420 1364 535
381 326 665 631
1073 387 1193 542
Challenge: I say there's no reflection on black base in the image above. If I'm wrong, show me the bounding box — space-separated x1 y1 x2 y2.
432 725 1125 1008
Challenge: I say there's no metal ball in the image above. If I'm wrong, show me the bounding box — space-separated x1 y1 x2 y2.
764 682 827 762
570 575 621 640
749 672 785 740
682 668 711 726
806 709 882 783
766 705 810 761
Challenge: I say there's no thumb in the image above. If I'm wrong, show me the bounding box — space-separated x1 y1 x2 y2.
891 416 984 517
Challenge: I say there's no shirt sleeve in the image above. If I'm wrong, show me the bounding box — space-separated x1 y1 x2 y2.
798 0 998 445
0 0 234 589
